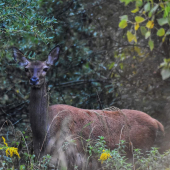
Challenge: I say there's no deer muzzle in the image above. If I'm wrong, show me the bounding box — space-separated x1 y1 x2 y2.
30 76 39 85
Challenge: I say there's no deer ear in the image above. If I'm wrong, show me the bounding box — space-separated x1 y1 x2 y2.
13 47 29 66
46 46 60 65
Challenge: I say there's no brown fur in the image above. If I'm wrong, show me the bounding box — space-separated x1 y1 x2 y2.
48 104 164 153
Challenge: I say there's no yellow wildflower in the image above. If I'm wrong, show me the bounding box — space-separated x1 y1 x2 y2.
1 137 20 158
6 148 11 157
2 136 8 147
99 151 112 164
6 147 20 158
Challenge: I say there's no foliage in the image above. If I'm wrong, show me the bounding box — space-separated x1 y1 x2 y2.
87 137 132 169
0 136 20 158
119 0 170 50
0 153 51 170
0 122 51 170
87 136 170 170
0 121 170 170
0 0 58 57
134 147 170 170
119 0 170 80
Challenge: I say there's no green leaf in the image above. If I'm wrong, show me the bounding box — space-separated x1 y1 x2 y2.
119 20 128 29
108 62 115 69
131 8 139 13
157 18 168 26
148 39 154 51
157 28 165 36
120 15 128 21
145 31 151 39
136 0 143 7
148 4 159 17
120 0 132 6
144 2 150 12
135 16 145 23
161 69 170 80
140 26 147 36
164 6 170 17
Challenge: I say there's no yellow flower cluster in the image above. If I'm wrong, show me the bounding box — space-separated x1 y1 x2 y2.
99 150 112 164
6 147 20 158
0 136 20 158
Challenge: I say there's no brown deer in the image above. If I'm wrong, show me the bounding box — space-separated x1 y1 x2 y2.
13 46 164 168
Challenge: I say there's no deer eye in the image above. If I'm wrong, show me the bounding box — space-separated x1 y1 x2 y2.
43 68 48 72
25 68 29 72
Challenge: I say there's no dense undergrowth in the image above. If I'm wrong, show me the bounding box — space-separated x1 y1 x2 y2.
0 121 170 170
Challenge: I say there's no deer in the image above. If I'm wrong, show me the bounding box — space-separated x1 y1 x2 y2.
13 46 164 169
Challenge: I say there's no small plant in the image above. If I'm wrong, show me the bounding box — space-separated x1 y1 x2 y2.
1 131 170 170
86 136 170 170
87 136 132 170
0 136 20 169
0 136 20 158
133 147 170 170
99 150 112 164
38 154 52 169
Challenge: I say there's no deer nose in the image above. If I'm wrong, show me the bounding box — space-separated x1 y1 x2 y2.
30 77 39 85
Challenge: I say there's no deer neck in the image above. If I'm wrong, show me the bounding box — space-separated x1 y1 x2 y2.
29 82 49 147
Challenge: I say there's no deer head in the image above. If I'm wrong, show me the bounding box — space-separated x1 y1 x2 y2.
13 46 60 88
